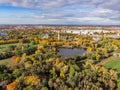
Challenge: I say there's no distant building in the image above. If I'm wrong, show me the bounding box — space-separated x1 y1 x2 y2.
58 31 60 40
65 30 115 36
113 52 120 57
117 33 120 36
92 37 101 42
0 32 8 39
42 34 49 39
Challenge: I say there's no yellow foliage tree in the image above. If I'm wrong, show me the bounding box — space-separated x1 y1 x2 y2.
87 47 93 53
12 56 20 65
6 81 18 90
24 76 40 86
60 72 65 79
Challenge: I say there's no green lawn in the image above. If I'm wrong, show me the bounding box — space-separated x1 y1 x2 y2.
0 43 37 53
0 43 38 65
104 57 120 74
0 43 19 53
0 58 12 65
0 43 18 65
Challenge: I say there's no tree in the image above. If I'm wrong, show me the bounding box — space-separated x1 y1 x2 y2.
24 76 40 86
69 66 75 77
12 56 20 65
95 53 101 60
87 47 93 53
6 81 18 90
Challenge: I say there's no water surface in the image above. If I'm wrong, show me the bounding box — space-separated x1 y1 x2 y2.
59 48 86 58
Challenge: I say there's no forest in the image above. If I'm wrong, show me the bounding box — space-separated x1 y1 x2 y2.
0 28 120 90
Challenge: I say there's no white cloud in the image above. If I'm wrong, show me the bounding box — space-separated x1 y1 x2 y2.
0 0 120 25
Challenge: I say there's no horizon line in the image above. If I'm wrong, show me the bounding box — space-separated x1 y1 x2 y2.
0 24 120 26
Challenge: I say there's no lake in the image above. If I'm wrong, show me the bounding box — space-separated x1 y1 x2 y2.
59 48 86 58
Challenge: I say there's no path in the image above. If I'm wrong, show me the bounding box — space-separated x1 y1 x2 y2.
97 56 114 66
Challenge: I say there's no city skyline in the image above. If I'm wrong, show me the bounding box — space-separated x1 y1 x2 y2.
0 0 120 25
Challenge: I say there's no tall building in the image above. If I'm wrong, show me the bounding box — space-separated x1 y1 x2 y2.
58 31 60 40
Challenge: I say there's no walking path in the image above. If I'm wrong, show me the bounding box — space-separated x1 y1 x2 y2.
97 56 114 66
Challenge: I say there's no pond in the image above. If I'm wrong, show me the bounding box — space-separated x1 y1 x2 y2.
59 48 86 58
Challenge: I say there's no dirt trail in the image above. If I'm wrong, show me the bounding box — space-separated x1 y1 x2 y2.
97 56 114 66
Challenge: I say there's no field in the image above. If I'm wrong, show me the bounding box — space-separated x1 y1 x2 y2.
0 43 18 64
0 43 18 53
0 58 12 65
104 57 120 74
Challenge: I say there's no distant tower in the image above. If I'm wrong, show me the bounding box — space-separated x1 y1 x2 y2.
116 31 120 36
58 31 60 40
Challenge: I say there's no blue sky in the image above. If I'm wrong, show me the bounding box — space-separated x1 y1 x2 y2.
0 0 120 25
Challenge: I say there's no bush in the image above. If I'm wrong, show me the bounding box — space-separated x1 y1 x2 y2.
0 51 14 60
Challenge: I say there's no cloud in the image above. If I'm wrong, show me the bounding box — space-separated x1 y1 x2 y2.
0 0 119 25
0 0 84 9
91 0 120 11
0 0 119 11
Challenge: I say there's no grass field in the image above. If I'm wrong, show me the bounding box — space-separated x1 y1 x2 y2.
0 43 19 53
0 58 12 65
0 43 38 65
0 43 17 65
104 57 120 74
0 43 38 52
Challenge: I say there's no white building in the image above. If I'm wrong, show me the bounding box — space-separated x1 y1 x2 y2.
65 30 115 35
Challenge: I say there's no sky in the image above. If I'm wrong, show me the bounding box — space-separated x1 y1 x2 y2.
0 0 120 25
